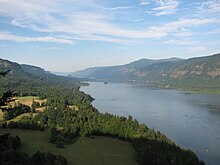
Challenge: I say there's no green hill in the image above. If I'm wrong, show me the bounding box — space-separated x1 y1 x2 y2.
0 58 80 95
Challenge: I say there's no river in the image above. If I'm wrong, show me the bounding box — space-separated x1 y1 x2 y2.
81 81 220 165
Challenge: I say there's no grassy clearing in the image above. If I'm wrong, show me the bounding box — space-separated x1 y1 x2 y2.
0 96 47 121
68 105 79 111
0 129 137 165
16 96 47 108
8 113 37 122
35 107 46 112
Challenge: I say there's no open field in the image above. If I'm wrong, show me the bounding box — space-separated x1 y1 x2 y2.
16 96 47 108
0 129 137 165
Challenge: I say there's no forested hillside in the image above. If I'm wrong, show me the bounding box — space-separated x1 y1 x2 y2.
21 64 52 76
0 58 80 96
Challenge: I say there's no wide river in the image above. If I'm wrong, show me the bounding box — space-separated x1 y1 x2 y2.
81 81 220 165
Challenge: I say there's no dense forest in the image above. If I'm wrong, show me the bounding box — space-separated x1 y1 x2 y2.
0 59 205 165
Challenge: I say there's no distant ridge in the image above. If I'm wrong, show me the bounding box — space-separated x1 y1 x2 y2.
71 53 220 93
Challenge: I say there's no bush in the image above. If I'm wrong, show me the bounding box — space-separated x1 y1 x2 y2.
3 104 31 120
0 133 21 151
31 151 67 165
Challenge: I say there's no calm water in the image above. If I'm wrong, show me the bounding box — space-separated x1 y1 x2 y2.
81 82 220 165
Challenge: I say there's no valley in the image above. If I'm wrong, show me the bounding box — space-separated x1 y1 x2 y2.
1 1 219 164
0 58 205 165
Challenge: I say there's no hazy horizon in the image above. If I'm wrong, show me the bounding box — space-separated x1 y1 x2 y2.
1 54 217 73
1 55 185 72
0 0 220 72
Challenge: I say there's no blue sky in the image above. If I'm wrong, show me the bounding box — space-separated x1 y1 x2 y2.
0 0 220 72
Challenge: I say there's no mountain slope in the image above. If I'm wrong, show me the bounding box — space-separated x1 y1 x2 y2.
165 54 220 91
0 58 79 82
72 53 220 93
0 58 79 95
72 57 183 81
21 64 52 77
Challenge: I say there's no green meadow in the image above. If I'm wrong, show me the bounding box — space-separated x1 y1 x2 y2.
0 129 137 165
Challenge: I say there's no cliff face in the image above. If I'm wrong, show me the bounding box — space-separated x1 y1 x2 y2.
168 55 220 79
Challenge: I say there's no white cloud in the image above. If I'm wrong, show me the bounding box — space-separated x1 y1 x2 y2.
103 6 133 10
163 39 196 45
205 29 220 35
116 46 127 50
45 46 60 50
0 1 165 43
149 18 217 35
0 0 218 45
197 0 220 13
133 18 145 22
55 34 141 45
173 28 193 37
0 31 75 44
148 0 179 16
187 46 206 53
140 1 150 5
204 40 220 46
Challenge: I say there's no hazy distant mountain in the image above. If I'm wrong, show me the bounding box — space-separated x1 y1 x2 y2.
50 71 71 76
72 57 182 80
71 53 220 92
